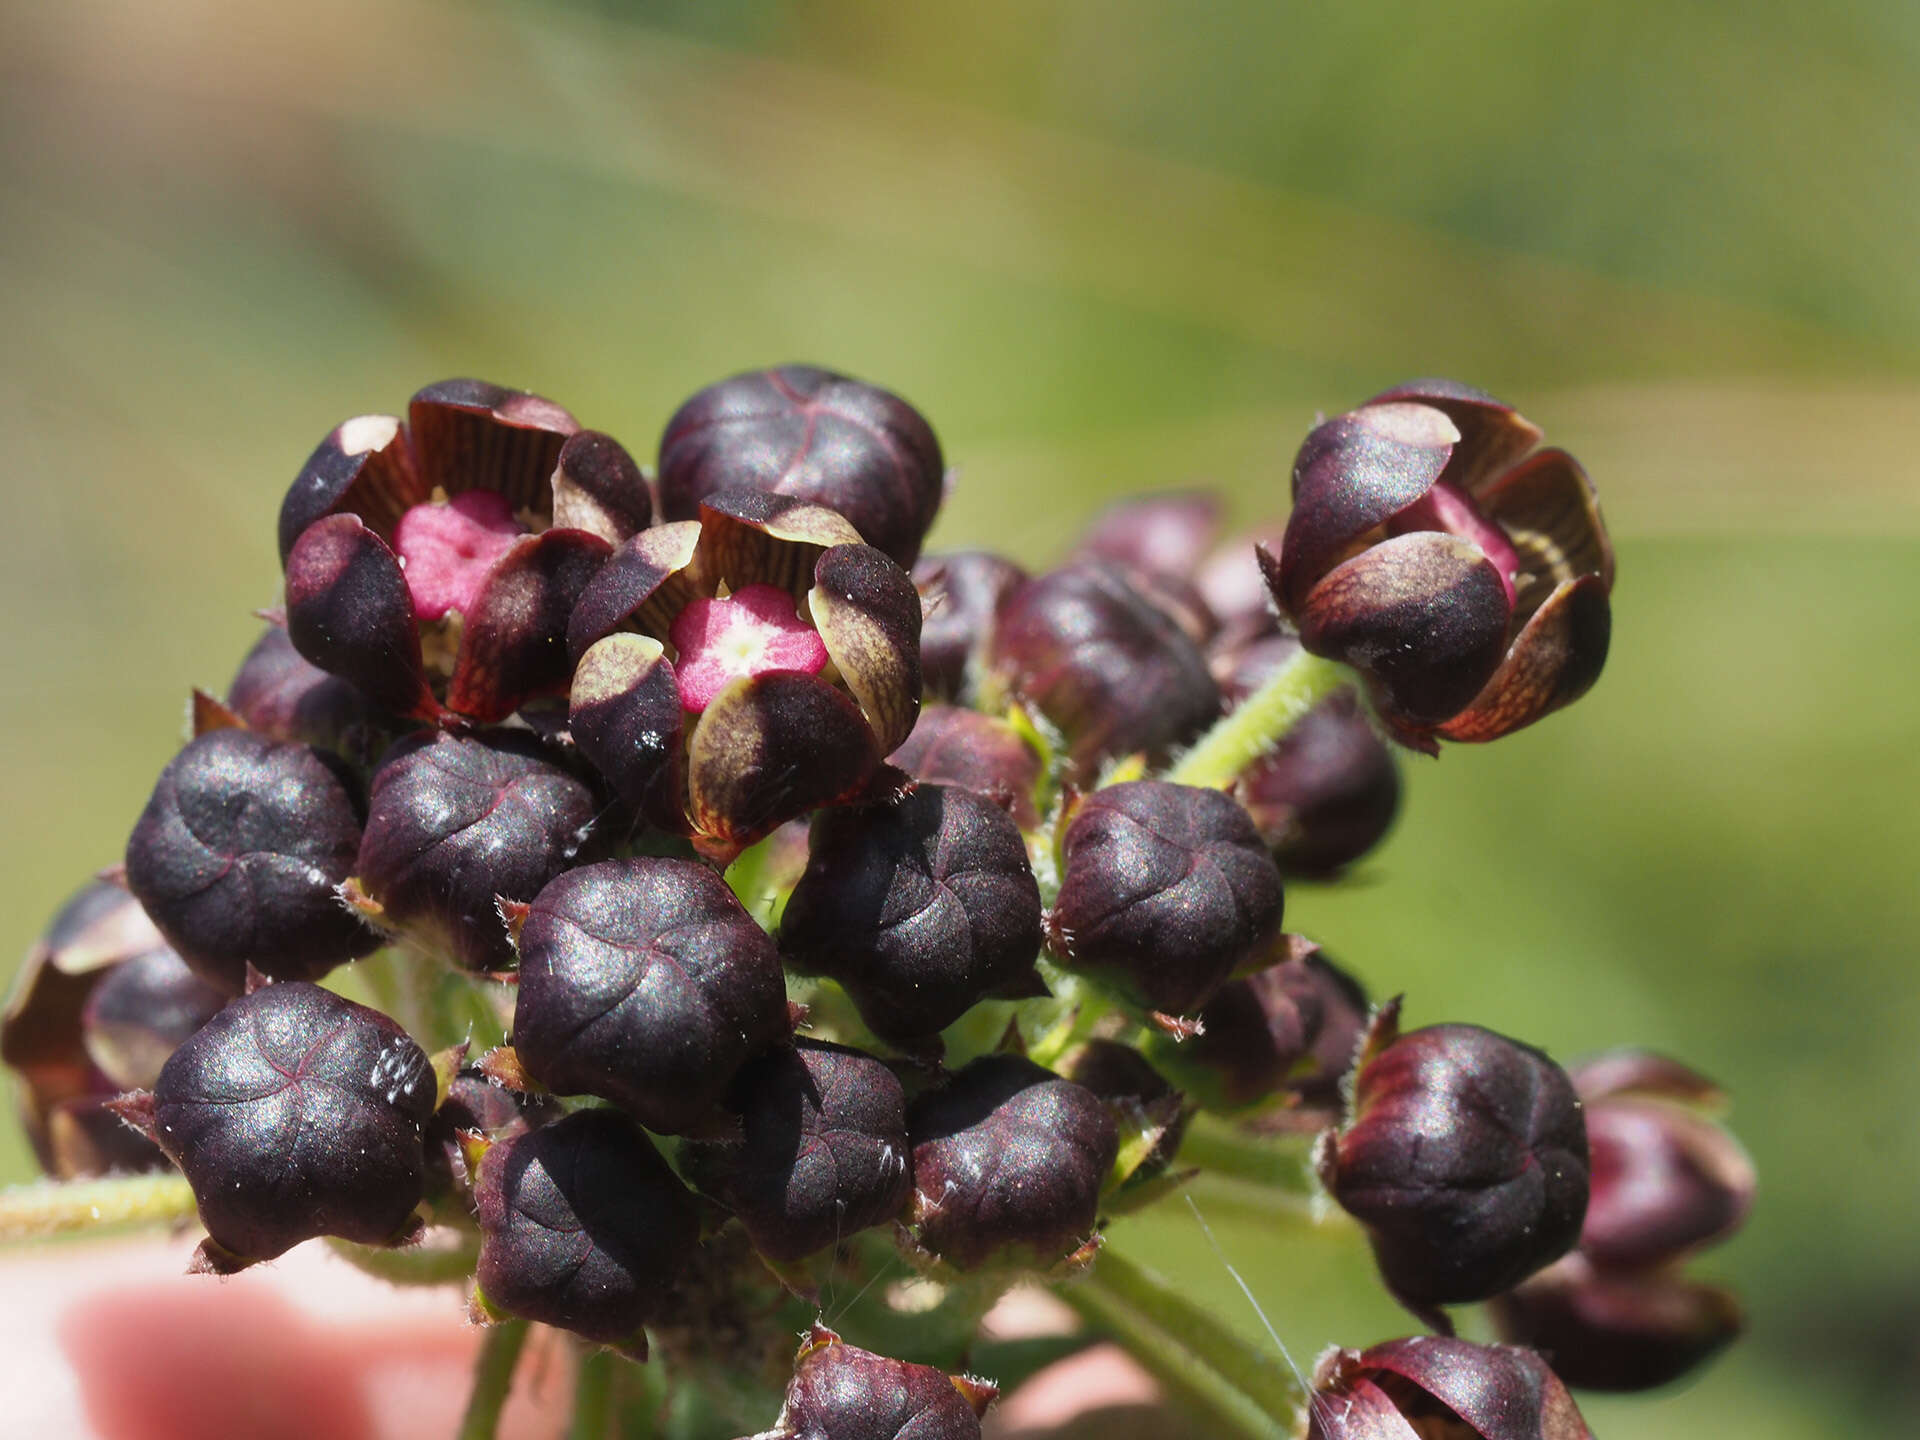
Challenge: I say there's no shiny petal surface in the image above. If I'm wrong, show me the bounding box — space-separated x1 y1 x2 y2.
276 414 421 563
406 379 578 518
569 634 688 833
1436 574 1610 743
284 513 436 720
699 491 864 598
1367 379 1544 497
566 521 708 660
1477 448 1614 611
446 526 613 723
810 542 923 754
549 429 652 544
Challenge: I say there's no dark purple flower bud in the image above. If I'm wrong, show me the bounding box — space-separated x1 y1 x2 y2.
225 625 385 759
473 1107 698 1351
512 859 790 1136
658 365 945 567
1570 1051 1754 1270
681 1040 912 1263
152 981 434 1268
1490 1254 1743 1393
1317 1005 1589 1313
888 706 1044 830
125 729 376 994
568 496 922 858
781 784 1045 1047
753 1325 996 1440
1055 1039 1188 1188
81 946 224 1092
1217 633 1400 876
1305 1335 1593 1440
989 561 1219 782
911 551 1027 702
904 1055 1117 1272
2 880 179 1178
350 732 596 972
1070 490 1224 581
1051 781 1283 1016
1284 948 1371 1109
1265 385 1614 748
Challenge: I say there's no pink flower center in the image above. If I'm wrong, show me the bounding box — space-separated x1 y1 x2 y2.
393 492 525 620
668 584 830 712
1390 480 1521 608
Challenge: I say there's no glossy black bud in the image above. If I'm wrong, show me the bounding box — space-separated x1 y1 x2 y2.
513 859 790 1135
80 946 224 1092
352 731 598 972
988 561 1219 782
905 1055 1116 1272
474 1107 698 1350
1317 1006 1589 1312
681 1040 912 1263
781 784 1045 1047
911 551 1027 702
1490 1255 1743 1393
125 729 376 993
153 982 433 1265
1051 781 1283 1016
754 1325 996 1440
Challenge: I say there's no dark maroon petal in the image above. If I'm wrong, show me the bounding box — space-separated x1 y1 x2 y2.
698 491 864 598
1276 404 1458 613
658 365 945 567
685 672 881 856
888 706 1043 830
569 634 688 833
1287 949 1372 1108
1070 490 1224 579
680 1040 912 1263
1052 781 1283 1016
1300 1371 1422 1438
284 513 437 721
1436 574 1610 743
780 784 1044 1046
276 414 422 564
1476 448 1613 607
1323 1016 1589 1308
566 521 709 660
513 859 790 1136
989 561 1220 783
906 1055 1116 1272
550 429 652 544
444 527 613 723
354 732 599 972
912 551 1029 701
1490 1258 1744 1394
1579 1096 1754 1269
224 626 386 758
1295 531 1512 730
80 947 224 1092
810 543 923 754
154 982 433 1262
407 379 578 519
125 729 376 993
1366 379 1545 498
474 1108 697 1346
1351 1336 1593 1440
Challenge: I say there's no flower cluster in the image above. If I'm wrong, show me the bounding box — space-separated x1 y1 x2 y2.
3 367 1747 1439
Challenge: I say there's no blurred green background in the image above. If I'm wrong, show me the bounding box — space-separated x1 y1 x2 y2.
3 0 1916 1434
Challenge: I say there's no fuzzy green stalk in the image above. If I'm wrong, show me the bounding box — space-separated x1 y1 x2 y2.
0 1172 197 1243
1167 650 1354 791
1177 1114 1320 1197
458 1318 532 1440
1063 1245 1304 1436
326 1229 480 1286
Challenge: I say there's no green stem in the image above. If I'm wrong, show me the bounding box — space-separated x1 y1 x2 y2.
0 1173 198 1243
1177 1114 1319 1197
570 1349 617 1440
326 1230 480 1286
1167 650 1355 790
1062 1246 1303 1437
457 1318 531 1440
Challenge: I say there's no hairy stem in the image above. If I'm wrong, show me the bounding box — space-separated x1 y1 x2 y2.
1177 1114 1320 1197
457 1318 531 1440
326 1230 480 1286
0 1173 197 1243
1168 650 1354 790
1063 1246 1304 1436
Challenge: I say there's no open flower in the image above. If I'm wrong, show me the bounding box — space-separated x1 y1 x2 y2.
1262 380 1613 749
566 490 921 859
279 380 650 726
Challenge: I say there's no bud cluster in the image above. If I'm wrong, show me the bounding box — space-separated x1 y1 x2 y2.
2 367 1745 1438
